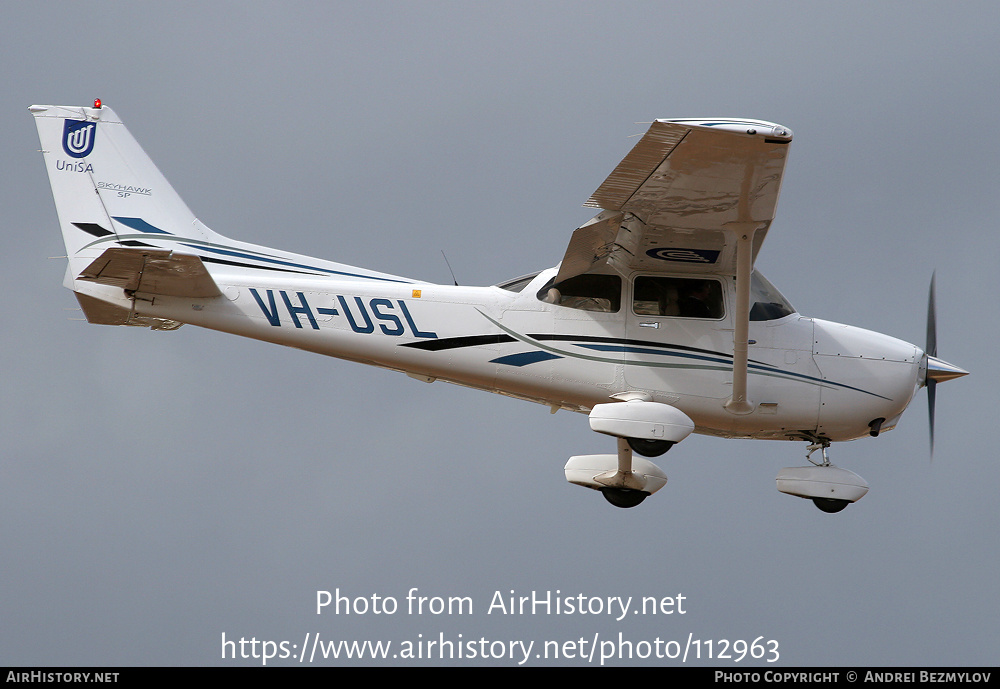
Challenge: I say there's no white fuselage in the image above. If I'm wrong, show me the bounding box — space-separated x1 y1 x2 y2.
122 265 923 444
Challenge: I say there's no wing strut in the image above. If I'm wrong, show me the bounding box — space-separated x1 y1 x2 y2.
725 224 758 415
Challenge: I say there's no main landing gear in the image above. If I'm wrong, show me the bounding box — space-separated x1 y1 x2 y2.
600 486 649 508
564 399 695 508
565 437 670 509
626 438 674 458
775 440 870 514
597 438 675 507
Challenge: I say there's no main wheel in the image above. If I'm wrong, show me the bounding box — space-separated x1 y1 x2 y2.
812 497 849 513
626 438 674 457
601 488 649 508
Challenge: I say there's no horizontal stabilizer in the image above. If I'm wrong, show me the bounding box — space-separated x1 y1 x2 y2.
74 291 182 330
78 248 222 298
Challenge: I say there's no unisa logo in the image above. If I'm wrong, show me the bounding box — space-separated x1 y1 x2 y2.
62 120 97 158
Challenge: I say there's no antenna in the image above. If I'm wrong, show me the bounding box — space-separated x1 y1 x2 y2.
441 250 459 286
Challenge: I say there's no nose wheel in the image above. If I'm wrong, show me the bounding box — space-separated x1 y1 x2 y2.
775 438 868 513
812 497 849 513
804 441 849 512
806 439 850 514
805 440 832 467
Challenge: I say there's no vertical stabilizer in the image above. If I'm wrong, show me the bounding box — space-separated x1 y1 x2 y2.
31 103 414 300
30 103 219 287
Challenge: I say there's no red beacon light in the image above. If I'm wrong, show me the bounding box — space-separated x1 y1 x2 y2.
93 98 102 109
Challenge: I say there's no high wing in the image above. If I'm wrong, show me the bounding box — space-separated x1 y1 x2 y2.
556 118 792 284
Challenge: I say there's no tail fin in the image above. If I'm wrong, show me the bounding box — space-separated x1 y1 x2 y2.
30 103 221 286
31 102 415 328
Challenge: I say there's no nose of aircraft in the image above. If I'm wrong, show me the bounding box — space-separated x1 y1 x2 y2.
925 355 969 385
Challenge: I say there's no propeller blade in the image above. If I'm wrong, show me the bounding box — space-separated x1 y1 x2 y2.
927 378 936 459
926 272 937 358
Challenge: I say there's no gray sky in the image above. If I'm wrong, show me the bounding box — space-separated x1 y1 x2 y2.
3 1 997 666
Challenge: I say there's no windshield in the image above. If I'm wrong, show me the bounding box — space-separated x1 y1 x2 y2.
749 271 796 321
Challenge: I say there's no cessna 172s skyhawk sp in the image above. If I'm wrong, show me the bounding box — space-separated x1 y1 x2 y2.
31 101 967 512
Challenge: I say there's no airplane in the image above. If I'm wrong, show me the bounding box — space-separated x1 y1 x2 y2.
30 100 968 513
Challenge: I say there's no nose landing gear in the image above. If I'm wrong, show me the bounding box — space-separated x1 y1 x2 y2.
776 439 869 513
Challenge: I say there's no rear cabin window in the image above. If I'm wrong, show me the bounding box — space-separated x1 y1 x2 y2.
632 276 725 319
536 274 622 313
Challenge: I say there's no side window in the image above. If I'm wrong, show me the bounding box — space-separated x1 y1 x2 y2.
536 274 621 312
633 276 724 319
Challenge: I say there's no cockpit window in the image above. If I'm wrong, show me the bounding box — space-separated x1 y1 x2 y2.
749 271 796 321
536 273 621 312
496 272 540 293
633 276 725 319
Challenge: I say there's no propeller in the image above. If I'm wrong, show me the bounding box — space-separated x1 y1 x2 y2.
926 274 937 455
923 272 969 457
